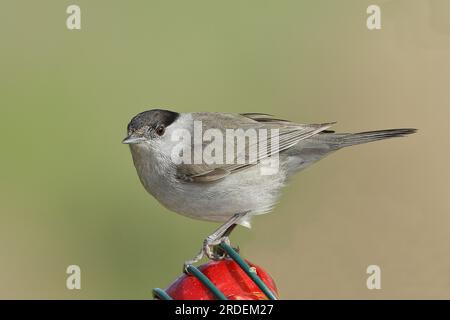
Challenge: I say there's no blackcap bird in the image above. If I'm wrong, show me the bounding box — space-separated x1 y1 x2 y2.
123 109 416 269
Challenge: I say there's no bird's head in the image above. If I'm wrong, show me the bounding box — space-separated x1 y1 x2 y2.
122 109 180 146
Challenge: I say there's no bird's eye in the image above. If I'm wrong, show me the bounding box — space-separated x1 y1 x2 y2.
156 125 165 136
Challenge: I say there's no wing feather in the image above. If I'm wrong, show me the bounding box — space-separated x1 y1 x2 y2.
176 113 335 183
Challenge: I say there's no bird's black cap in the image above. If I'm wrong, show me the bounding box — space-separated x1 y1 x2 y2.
127 109 180 132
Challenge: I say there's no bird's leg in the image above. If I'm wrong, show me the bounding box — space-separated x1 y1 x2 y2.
211 223 239 258
184 212 248 272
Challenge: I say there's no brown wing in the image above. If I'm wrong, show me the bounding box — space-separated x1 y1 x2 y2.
176 113 335 183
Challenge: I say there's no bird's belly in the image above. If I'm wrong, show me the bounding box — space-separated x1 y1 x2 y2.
130 144 288 223
143 167 286 223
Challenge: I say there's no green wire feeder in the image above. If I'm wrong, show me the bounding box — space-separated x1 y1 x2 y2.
153 241 278 300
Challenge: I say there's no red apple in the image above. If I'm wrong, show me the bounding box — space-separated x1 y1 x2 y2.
164 258 278 300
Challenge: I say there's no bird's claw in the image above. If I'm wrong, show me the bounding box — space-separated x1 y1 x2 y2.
183 236 231 273
205 235 231 259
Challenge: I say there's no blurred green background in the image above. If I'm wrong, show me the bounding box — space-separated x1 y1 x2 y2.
1 0 449 299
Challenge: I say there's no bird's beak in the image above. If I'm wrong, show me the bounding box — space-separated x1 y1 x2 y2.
122 135 146 144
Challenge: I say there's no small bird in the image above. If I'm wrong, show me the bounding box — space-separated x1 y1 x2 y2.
123 109 416 268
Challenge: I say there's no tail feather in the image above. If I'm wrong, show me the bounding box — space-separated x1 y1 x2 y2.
340 128 417 147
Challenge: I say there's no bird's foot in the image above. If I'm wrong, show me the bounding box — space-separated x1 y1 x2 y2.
183 212 248 273
183 236 231 273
